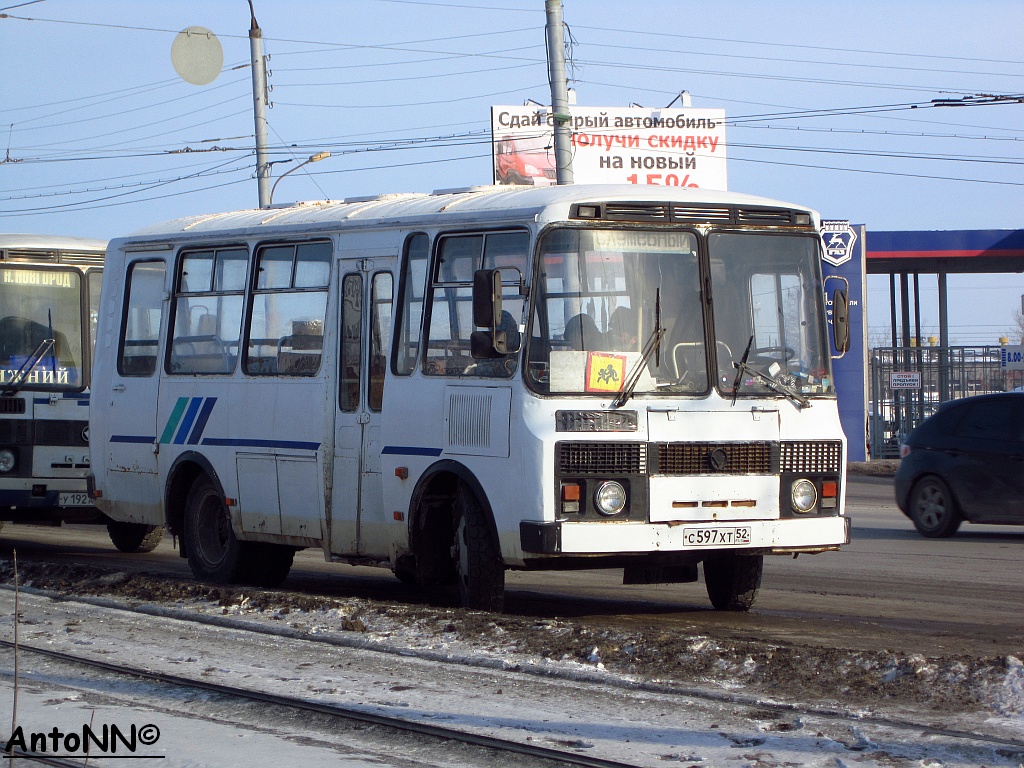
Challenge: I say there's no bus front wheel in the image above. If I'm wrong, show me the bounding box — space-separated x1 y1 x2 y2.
452 485 505 612
184 475 247 583
107 521 164 553
704 553 763 611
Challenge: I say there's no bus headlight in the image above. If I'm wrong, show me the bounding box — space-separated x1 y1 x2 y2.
0 449 16 473
791 479 817 513
594 481 627 516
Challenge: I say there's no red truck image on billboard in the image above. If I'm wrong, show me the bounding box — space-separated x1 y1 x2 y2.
493 134 556 186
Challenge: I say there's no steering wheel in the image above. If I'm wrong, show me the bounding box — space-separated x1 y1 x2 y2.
752 346 795 365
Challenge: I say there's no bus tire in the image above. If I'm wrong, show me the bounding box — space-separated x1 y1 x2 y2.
107 521 164 553
184 474 248 584
704 553 763 611
242 543 295 588
452 485 504 612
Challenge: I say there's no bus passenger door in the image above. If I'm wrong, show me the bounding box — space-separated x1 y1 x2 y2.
101 260 166 522
330 265 394 557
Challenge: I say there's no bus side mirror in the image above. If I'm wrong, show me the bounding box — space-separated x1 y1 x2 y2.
832 288 850 357
472 269 506 358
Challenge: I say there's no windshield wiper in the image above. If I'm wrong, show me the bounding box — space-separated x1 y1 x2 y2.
733 357 810 409
731 336 755 404
2 338 56 397
612 325 665 408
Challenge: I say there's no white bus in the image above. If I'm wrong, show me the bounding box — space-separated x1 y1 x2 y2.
90 184 850 611
0 236 158 551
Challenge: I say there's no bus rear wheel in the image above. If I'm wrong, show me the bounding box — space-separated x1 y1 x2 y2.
452 485 504 612
184 475 248 584
704 553 763 611
107 521 164 553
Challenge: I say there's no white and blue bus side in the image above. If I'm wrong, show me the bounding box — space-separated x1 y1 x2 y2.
0 235 162 553
89 184 850 611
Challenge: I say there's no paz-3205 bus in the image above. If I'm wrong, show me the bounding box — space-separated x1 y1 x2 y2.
0 235 162 553
89 184 850 611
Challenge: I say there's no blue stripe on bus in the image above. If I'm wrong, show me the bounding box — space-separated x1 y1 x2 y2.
173 397 204 445
33 397 90 406
187 397 217 445
381 446 443 457
110 435 156 443
201 437 320 451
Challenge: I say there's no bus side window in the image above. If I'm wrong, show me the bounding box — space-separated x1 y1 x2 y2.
422 230 527 378
339 274 362 412
392 233 428 376
118 260 166 377
245 241 330 377
369 273 393 411
168 247 245 375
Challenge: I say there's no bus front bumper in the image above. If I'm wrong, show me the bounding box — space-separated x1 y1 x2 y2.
520 515 850 555
0 479 94 510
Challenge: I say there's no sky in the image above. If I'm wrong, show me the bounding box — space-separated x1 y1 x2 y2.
1 0 1022 345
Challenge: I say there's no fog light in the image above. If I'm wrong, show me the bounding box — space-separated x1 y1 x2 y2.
791 478 817 513
594 481 626 516
0 449 15 473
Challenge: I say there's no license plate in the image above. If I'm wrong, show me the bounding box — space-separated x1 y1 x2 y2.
58 492 92 507
682 525 752 547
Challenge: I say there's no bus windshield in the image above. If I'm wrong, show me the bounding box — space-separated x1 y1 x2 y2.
0 265 86 390
709 231 832 399
526 227 834 399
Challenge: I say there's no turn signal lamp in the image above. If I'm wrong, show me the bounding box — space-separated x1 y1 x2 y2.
561 483 581 514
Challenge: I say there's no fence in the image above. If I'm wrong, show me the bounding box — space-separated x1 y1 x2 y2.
868 346 1024 458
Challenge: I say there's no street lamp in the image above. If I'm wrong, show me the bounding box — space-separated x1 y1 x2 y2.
268 151 331 206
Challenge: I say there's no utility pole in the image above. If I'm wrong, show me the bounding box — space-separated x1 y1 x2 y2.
545 0 573 184
248 1 271 208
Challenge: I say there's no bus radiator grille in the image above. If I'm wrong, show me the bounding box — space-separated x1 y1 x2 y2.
656 442 775 475
557 442 646 475
779 440 843 474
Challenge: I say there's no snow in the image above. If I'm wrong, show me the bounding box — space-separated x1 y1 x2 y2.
0 585 1022 767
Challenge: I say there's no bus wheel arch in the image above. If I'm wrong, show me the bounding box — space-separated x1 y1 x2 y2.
165 452 224 554
406 461 505 610
182 472 247 584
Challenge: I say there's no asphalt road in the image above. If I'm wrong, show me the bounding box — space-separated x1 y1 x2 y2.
1 475 1020 659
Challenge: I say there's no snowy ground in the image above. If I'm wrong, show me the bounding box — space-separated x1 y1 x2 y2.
0 561 1022 767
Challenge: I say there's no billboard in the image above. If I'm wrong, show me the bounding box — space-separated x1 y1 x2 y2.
491 106 727 189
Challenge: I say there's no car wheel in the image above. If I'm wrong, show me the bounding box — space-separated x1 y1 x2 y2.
908 476 962 538
704 553 763 611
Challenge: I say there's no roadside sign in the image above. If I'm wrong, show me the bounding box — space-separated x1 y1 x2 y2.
890 372 921 389
999 345 1024 371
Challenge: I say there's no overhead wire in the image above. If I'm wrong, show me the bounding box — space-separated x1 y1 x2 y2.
572 23 1024 67
579 39 1024 80
275 83 550 110
11 82 252 144
0 155 252 215
3 5 1022 220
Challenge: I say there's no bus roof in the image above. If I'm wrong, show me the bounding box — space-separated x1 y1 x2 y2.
0 234 108 252
117 184 819 245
